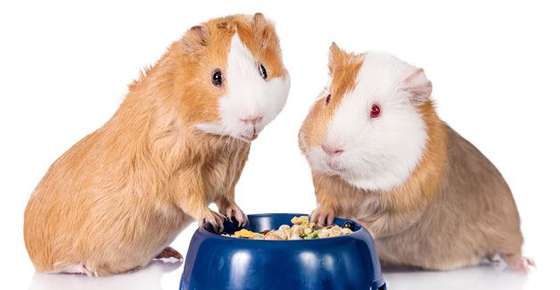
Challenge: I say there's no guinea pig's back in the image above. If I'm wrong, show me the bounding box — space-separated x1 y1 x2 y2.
24 130 106 271
436 124 522 253
387 125 524 269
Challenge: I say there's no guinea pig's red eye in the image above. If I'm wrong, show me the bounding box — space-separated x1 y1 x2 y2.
325 94 331 105
370 104 381 118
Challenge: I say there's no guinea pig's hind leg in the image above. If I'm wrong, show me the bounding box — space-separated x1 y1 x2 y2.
154 247 183 263
502 254 535 272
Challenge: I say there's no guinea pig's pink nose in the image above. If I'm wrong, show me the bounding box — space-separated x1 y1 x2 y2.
240 115 263 125
321 144 344 156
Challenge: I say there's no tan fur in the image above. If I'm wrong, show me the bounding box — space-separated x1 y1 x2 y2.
24 13 287 276
299 48 524 270
298 44 363 151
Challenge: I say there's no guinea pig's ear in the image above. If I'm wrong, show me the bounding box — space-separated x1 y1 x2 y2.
400 68 432 103
328 42 347 75
253 12 266 30
183 25 209 53
252 12 275 50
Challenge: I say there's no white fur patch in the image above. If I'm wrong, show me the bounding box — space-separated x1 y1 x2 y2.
196 34 290 141
310 52 428 192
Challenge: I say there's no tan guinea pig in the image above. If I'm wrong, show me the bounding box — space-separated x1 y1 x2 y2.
24 13 290 277
298 43 533 272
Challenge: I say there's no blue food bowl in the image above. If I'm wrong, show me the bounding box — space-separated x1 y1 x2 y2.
180 213 386 290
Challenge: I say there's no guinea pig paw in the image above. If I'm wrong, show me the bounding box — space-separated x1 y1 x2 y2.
506 256 535 273
223 204 248 227
311 206 335 227
200 210 226 233
155 247 183 263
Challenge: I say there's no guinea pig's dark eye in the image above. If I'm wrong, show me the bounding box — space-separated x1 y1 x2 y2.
370 104 381 119
258 63 268 80
212 69 223 87
325 94 331 105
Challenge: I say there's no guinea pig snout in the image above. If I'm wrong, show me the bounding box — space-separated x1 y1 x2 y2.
238 114 264 141
240 115 263 126
321 144 344 156
321 144 345 171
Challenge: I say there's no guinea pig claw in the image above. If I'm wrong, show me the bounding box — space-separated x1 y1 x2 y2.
228 206 248 227
201 210 225 233
219 201 248 227
311 206 335 227
235 210 249 227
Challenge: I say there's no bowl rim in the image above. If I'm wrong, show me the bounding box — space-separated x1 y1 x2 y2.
197 212 369 243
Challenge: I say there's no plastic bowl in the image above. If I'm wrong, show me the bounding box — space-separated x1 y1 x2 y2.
179 213 386 290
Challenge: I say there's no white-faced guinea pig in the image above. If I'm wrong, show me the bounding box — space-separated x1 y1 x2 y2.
24 13 290 277
298 43 532 272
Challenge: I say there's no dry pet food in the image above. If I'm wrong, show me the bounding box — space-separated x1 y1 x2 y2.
222 216 353 240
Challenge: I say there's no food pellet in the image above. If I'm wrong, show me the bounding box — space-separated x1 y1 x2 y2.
222 216 354 240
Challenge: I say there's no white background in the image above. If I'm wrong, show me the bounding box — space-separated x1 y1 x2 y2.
1 1 559 289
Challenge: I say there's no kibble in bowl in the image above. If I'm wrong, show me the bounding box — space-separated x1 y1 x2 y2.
222 215 354 240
